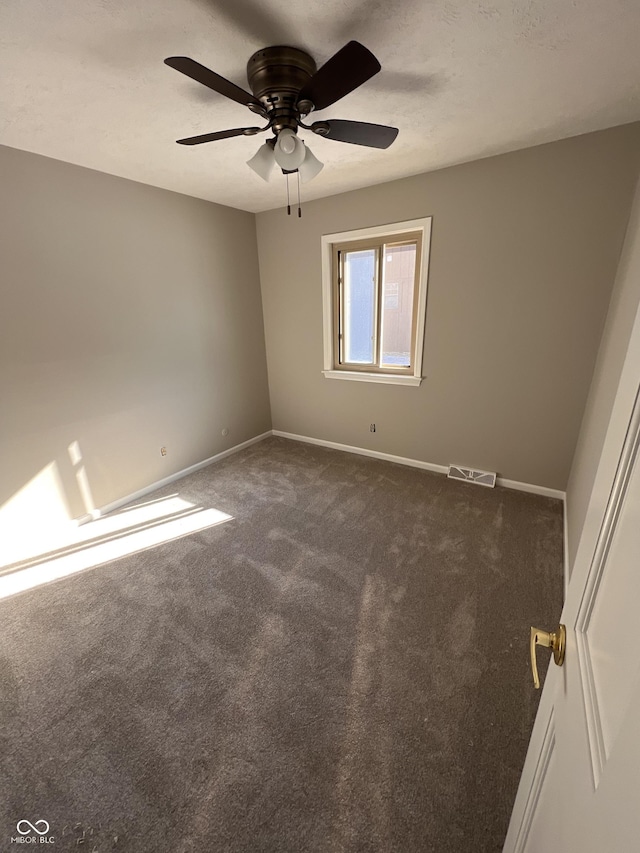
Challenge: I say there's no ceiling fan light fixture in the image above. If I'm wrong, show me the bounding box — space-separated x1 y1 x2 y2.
299 145 324 183
166 42 398 204
246 142 275 181
274 129 306 170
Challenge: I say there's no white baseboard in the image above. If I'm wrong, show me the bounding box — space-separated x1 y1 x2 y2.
96 427 565 520
272 430 449 475
496 476 565 501
96 431 272 517
272 430 566 501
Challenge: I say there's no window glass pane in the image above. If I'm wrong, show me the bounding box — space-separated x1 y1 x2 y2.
380 243 416 367
343 248 376 364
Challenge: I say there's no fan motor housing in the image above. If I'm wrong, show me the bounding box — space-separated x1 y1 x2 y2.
247 46 317 131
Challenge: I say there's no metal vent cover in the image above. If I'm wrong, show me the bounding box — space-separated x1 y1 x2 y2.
447 465 496 488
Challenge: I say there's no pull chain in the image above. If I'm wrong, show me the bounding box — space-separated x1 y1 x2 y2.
297 170 301 218
286 172 291 215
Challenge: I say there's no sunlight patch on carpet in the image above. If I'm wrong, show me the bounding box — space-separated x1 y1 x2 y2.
0 500 233 600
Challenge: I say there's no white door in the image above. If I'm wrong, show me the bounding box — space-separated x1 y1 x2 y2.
503 295 640 851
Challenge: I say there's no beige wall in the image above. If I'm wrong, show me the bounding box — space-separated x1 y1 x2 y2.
0 145 271 520
256 124 640 491
2 122 638 537
565 175 640 568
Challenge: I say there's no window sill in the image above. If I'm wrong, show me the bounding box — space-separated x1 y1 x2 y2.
322 370 423 387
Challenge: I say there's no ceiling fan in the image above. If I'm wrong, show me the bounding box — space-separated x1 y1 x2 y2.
164 41 398 188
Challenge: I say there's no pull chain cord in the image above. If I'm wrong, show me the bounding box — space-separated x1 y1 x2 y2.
297 170 302 218
286 172 291 215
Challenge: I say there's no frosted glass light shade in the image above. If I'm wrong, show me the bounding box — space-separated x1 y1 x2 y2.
299 146 324 183
247 143 275 181
274 129 306 170
248 135 324 184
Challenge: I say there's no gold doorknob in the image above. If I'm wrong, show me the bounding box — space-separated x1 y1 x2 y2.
530 624 566 689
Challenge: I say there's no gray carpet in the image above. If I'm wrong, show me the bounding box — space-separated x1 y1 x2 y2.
0 437 563 852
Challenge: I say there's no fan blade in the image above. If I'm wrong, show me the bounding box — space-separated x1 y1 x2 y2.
165 56 260 109
176 127 259 145
314 120 398 149
297 41 381 112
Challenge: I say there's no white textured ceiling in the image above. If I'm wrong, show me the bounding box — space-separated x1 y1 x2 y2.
2 0 640 213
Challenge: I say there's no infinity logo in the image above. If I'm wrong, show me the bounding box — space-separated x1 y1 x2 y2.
16 820 50 836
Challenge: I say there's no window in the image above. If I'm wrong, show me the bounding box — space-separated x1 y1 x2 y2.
321 218 432 386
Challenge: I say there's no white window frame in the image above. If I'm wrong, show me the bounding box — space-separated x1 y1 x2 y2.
321 217 432 386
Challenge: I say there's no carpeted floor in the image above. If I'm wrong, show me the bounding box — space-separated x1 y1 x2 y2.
0 437 563 852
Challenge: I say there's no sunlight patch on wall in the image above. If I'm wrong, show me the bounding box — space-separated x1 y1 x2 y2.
0 462 75 566
68 439 97 519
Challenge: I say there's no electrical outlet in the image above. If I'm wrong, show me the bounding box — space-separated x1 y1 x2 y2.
370 424 376 433
160 447 167 456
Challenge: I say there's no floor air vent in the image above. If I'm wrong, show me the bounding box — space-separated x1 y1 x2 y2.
448 465 496 488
